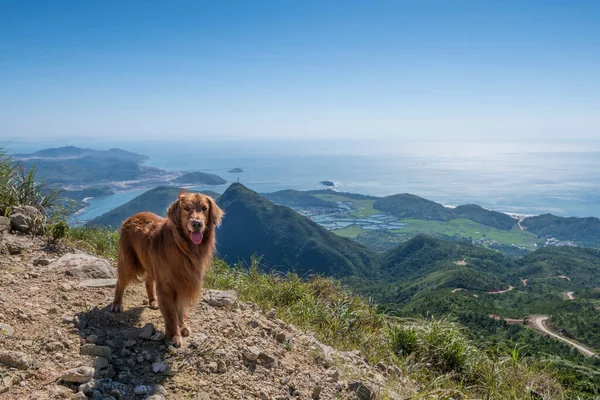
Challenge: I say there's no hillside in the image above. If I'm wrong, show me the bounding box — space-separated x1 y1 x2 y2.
216 183 379 278
373 193 454 220
171 172 227 185
87 187 220 228
522 213 600 247
0 234 413 400
262 189 338 209
452 204 516 230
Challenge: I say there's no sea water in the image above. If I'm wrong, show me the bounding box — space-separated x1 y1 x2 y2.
8 139 600 221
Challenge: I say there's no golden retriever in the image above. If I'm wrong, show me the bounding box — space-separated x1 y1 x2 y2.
110 190 223 347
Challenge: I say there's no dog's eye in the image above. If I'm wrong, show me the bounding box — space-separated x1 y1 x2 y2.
201 206 208 211
183 206 191 212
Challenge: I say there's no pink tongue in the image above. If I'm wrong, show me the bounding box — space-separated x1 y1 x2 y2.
190 231 203 244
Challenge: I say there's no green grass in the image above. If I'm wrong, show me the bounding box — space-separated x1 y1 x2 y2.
392 218 539 250
65 226 120 261
333 224 366 238
312 194 380 217
204 257 564 399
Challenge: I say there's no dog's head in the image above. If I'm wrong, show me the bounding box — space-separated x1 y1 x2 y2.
167 190 224 244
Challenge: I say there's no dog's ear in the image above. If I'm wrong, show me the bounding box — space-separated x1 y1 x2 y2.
178 189 189 199
207 196 224 228
167 198 181 227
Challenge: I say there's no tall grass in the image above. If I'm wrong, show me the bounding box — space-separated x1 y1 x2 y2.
65 226 120 261
205 257 564 399
0 149 64 216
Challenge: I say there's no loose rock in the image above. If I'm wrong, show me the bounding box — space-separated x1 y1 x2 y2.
138 323 155 340
80 344 112 358
60 366 95 383
203 289 238 309
0 350 30 370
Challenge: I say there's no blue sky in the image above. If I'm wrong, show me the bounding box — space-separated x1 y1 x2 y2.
1 0 599 141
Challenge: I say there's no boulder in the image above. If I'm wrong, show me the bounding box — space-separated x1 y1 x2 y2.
51 253 115 279
8 206 44 234
203 290 238 309
0 350 30 370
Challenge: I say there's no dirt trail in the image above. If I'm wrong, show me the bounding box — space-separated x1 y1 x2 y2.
521 279 528 287
487 286 514 294
0 233 409 399
530 316 596 357
564 292 575 300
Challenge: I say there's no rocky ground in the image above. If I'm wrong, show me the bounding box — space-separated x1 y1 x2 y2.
0 229 410 400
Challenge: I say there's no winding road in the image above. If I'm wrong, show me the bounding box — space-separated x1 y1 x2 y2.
531 316 596 357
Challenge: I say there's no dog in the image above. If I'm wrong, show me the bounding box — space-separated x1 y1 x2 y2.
110 189 224 347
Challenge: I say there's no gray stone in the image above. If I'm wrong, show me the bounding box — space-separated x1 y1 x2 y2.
78 380 94 394
312 384 322 399
93 357 109 369
133 385 148 395
78 278 117 288
0 323 13 336
347 381 374 400
60 366 95 383
9 205 44 234
73 392 88 400
243 346 260 362
150 331 164 341
138 323 154 340
51 253 115 279
33 257 55 266
266 308 276 319
80 344 112 358
203 289 238 309
275 331 286 343
152 360 168 373
0 350 30 370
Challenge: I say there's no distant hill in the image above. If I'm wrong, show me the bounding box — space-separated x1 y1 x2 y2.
87 187 220 228
216 183 379 277
374 193 454 220
14 146 148 163
13 146 158 184
263 190 338 209
521 213 600 247
171 172 227 185
452 204 516 230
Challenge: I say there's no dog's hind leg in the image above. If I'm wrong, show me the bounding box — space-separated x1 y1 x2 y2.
145 277 159 309
110 246 137 313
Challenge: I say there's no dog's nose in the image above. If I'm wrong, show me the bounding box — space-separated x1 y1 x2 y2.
191 220 204 230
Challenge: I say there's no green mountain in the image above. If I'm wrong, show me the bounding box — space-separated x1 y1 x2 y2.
452 204 516 230
216 183 379 278
522 213 600 247
262 189 338 208
86 186 220 228
171 171 227 185
373 193 454 220
509 246 600 289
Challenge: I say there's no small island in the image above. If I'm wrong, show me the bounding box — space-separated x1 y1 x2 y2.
320 180 335 187
172 172 227 185
228 168 244 173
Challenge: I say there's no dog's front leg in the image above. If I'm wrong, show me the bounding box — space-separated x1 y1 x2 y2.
178 305 191 337
157 287 182 347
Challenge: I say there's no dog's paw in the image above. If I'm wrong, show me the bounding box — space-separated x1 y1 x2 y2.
148 300 159 310
180 326 191 337
166 336 182 348
110 302 122 313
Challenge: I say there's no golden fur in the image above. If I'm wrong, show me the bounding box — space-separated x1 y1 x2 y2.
110 190 224 347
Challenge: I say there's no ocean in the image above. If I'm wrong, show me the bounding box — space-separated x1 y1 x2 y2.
8 139 600 222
